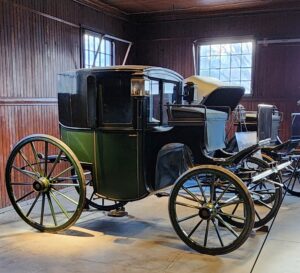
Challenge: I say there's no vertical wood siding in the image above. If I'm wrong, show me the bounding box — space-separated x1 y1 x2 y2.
0 0 134 208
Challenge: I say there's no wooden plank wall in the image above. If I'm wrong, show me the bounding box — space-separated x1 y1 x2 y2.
0 0 134 208
135 10 300 141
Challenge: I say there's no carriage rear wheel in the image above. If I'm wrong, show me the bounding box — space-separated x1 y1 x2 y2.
5 134 86 232
169 165 254 255
225 157 282 229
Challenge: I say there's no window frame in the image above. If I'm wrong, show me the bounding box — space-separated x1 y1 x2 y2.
82 29 115 68
147 77 181 127
195 37 256 96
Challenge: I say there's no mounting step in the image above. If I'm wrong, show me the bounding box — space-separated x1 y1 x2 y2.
107 207 128 217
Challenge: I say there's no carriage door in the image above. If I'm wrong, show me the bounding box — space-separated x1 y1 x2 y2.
96 75 146 200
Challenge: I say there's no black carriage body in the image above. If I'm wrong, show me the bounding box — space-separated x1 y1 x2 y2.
57 66 230 201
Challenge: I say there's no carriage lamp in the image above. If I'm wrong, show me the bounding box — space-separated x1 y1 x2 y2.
131 78 150 96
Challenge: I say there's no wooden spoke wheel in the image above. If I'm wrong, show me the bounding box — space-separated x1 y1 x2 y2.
169 165 255 255
281 157 300 196
228 157 283 229
5 134 86 232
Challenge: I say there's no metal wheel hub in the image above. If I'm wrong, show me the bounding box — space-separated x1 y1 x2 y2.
33 177 50 192
199 206 213 220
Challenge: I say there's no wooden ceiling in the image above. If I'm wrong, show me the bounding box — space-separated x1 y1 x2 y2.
98 0 300 14
74 0 300 21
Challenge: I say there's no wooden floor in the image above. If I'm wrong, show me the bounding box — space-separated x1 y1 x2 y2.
0 193 299 273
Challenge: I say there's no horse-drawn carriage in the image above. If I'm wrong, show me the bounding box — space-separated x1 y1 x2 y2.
5 66 290 255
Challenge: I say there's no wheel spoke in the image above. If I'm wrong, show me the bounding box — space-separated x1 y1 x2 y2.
40 193 45 225
50 191 70 220
18 150 37 173
11 182 33 186
26 192 41 217
30 142 42 174
51 166 74 181
182 186 201 203
214 182 232 204
175 201 200 209
194 176 208 203
188 220 203 238
47 151 63 179
177 193 201 203
12 165 40 181
216 215 239 238
51 187 79 205
210 176 216 203
218 200 243 208
51 183 80 187
231 202 240 215
212 219 224 247
218 211 246 221
16 190 34 203
46 192 57 226
204 220 210 247
178 213 199 223
254 209 262 220
255 199 272 210
44 141 49 176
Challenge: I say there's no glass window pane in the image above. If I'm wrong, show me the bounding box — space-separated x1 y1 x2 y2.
230 43 242 55
231 55 241 68
221 44 231 55
94 37 100 52
198 40 253 93
220 69 230 82
200 45 210 56
105 40 111 54
230 81 241 87
241 68 252 81
200 57 210 69
84 50 89 67
242 81 251 94
100 54 105 66
149 80 160 123
106 55 111 66
242 42 253 54
211 44 220 55
200 70 210 77
210 56 220 69
88 35 94 51
221 55 230 68
210 69 220 79
84 34 89 50
231 68 241 81
89 51 95 66
100 40 105 53
241 54 252 67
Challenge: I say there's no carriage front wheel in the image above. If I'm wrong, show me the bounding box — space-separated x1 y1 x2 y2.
5 134 86 232
169 165 255 255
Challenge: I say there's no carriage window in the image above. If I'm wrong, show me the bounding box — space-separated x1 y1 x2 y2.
149 80 160 123
100 77 132 124
198 41 253 94
163 82 177 124
83 30 114 68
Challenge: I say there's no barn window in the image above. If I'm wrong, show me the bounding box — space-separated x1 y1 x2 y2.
198 41 254 94
83 30 115 68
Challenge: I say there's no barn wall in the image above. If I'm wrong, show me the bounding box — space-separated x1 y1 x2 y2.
135 10 300 140
0 0 135 208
